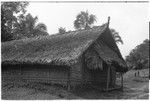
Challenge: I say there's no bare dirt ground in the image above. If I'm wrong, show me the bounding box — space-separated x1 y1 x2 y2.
2 69 149 100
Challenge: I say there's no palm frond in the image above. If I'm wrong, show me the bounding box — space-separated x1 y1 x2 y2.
110 28 123 44
35 23 47 32
88 14 97 25
115 39 123 44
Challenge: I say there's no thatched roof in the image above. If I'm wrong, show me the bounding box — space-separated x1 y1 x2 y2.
2 23 127 71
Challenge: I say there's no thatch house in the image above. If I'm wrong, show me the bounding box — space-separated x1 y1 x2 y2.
2 18 127 91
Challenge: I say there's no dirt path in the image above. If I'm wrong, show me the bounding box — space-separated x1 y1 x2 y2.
122 69 149 99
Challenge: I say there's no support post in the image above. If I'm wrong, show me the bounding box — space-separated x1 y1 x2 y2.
81 54 86 88
19 65 21 81
121 73 123 91
19 64 22 75
106 66 110 92
67 68 71 91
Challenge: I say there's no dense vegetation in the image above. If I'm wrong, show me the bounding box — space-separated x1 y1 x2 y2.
125 39 149 70
1 2 48 42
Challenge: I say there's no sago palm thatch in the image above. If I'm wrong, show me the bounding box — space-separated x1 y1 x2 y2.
2 23 127 72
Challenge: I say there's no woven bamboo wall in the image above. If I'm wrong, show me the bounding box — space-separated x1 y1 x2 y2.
70 58 83 86
2 63 85 87
2 65 69 86
81 39 117 86
90 65 108 85
110 66 116 86
83 46 108 85
81 60 92 84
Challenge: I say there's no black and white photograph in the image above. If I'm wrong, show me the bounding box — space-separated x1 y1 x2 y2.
1 0 149 100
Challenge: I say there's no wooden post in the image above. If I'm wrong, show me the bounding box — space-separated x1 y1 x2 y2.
67 68 71 91
138 71 140 77
106 66 110 92
19 64 22 82
107 16 110 28
19 64 22 76
121 73 123 91
81 54 85 88
19 64 22 75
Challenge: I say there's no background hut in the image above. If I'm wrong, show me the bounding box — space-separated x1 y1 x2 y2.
2 21 128 91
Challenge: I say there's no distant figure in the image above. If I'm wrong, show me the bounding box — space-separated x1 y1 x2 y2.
137 71 140 77
135 72 136 77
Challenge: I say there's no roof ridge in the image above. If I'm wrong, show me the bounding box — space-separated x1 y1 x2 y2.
1 23 110 66
77 23 108 59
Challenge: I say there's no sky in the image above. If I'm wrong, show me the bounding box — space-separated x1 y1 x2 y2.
26 2 149 58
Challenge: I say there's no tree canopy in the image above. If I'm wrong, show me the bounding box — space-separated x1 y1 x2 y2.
125 39 149 70
74 10 96 30
1 2 48 42
1 2 29 42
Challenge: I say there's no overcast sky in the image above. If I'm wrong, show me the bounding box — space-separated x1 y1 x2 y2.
27 2 149 58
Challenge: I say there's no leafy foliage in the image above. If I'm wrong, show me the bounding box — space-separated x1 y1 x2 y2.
58 27 66 34
1 2 48 42
1 2 29 42
125 39 149 70
74 10 96 30
35 23 47 32
14 13 48 39
110 29 123 44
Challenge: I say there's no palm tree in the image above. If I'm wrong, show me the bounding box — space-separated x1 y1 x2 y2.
35 23 47 32
110 29 123 44
58 27 66 34
18 13 48 38
25 13 38 34
74 10 96 30
34 23 48 36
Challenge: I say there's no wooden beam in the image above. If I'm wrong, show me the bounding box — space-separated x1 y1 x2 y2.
106 66 110 92
19 64 22 75
81 54 86 86
67 68 71 91
121 73 123 91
